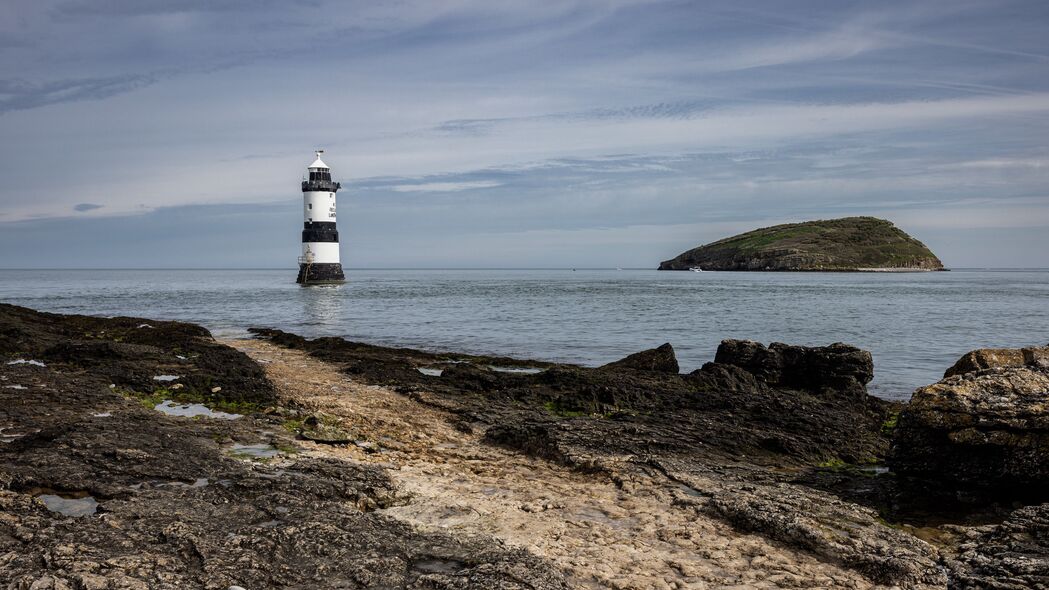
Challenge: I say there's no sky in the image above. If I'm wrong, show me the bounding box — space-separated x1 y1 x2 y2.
1 0 1047 268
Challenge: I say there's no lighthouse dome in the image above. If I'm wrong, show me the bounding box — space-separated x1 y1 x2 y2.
308 151 329 170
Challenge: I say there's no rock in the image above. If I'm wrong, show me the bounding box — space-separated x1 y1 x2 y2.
299 414 354 444
943 344 1049 377
484 423 569 466
699 479 946 587
658 217 944 271
0 306 569 589
945 503 1049 589
1026 346 1049 369
0 303 276 407
714 339 873 397
890 355 1049 497
601 343 679 373
944 347 1027 377
689 362 762 392
257 327 894 467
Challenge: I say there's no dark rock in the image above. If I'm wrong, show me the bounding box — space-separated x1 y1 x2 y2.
690 362 762 393
945 503 1049 589
890 353 1049 499
714 339 874 397
1 303 276 407
699 479 947 587
601 343 679 373
484 423 568 465
0 306 568 589
440 363 504 391
266 327 895 468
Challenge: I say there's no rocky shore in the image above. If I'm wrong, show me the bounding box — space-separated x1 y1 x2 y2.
2 303 1047 588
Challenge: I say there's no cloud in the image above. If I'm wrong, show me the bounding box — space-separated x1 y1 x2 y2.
1 0 1048 267
0 75 156 114
73 203 103 212
52 0 298 18
389 181 504 193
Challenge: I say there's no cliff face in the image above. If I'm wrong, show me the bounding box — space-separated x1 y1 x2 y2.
658 217 944 271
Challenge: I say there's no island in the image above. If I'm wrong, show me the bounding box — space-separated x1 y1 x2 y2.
658 216 944 271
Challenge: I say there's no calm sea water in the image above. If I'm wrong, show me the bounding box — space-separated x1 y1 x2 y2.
1 269 1047 401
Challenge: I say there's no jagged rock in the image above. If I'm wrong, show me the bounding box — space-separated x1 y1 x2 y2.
943 345 1049 377
890 352 1049 496
698 480 946 587
1026 346 1049 369
256 327 894 467
945 503 1049 589
690 362 762 392
714 339 873 397
0 306 569 589
484 423 569 465
1 303 276 407
600 343 679 373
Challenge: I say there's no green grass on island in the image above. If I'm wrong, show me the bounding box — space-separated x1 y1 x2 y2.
658 216 944 271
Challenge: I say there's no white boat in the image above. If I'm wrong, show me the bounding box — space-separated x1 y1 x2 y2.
689 267 703 272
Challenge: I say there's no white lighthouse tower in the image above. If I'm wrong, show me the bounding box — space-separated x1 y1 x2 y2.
296 150 345 284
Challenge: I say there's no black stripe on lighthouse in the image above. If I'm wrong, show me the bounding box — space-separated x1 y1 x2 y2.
302 222 339 243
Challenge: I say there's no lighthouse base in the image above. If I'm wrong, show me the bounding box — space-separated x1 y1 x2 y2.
296 262 345 285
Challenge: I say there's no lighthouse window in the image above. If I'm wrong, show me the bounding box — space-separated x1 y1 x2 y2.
308 204 312 209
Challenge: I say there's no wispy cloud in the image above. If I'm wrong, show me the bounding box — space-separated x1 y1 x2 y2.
0 75 156 114
1 0 1048 266
389 180 504 193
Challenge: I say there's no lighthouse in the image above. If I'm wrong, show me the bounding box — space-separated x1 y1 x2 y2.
296 150 346 284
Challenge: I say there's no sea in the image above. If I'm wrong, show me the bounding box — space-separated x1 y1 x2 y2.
2 268 1047 401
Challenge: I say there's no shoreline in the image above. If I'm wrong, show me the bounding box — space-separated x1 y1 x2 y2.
2 303 1047 588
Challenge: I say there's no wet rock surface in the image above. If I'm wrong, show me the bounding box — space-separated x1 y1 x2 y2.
0 305 568 589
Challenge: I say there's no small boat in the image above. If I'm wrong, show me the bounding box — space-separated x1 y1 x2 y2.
689 267 703 272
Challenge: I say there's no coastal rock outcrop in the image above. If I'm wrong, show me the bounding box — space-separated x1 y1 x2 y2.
693 477 947 587
890 345 1049 497
0 303 276 407
944 345 1049 377
0 305 569 589
714 339 874 398
248 327 1049 587
945 502 1049 589
599 342 679 373
658 216 944 271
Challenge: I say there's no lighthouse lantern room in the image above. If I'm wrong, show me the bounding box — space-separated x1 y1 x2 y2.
296 150 346 284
